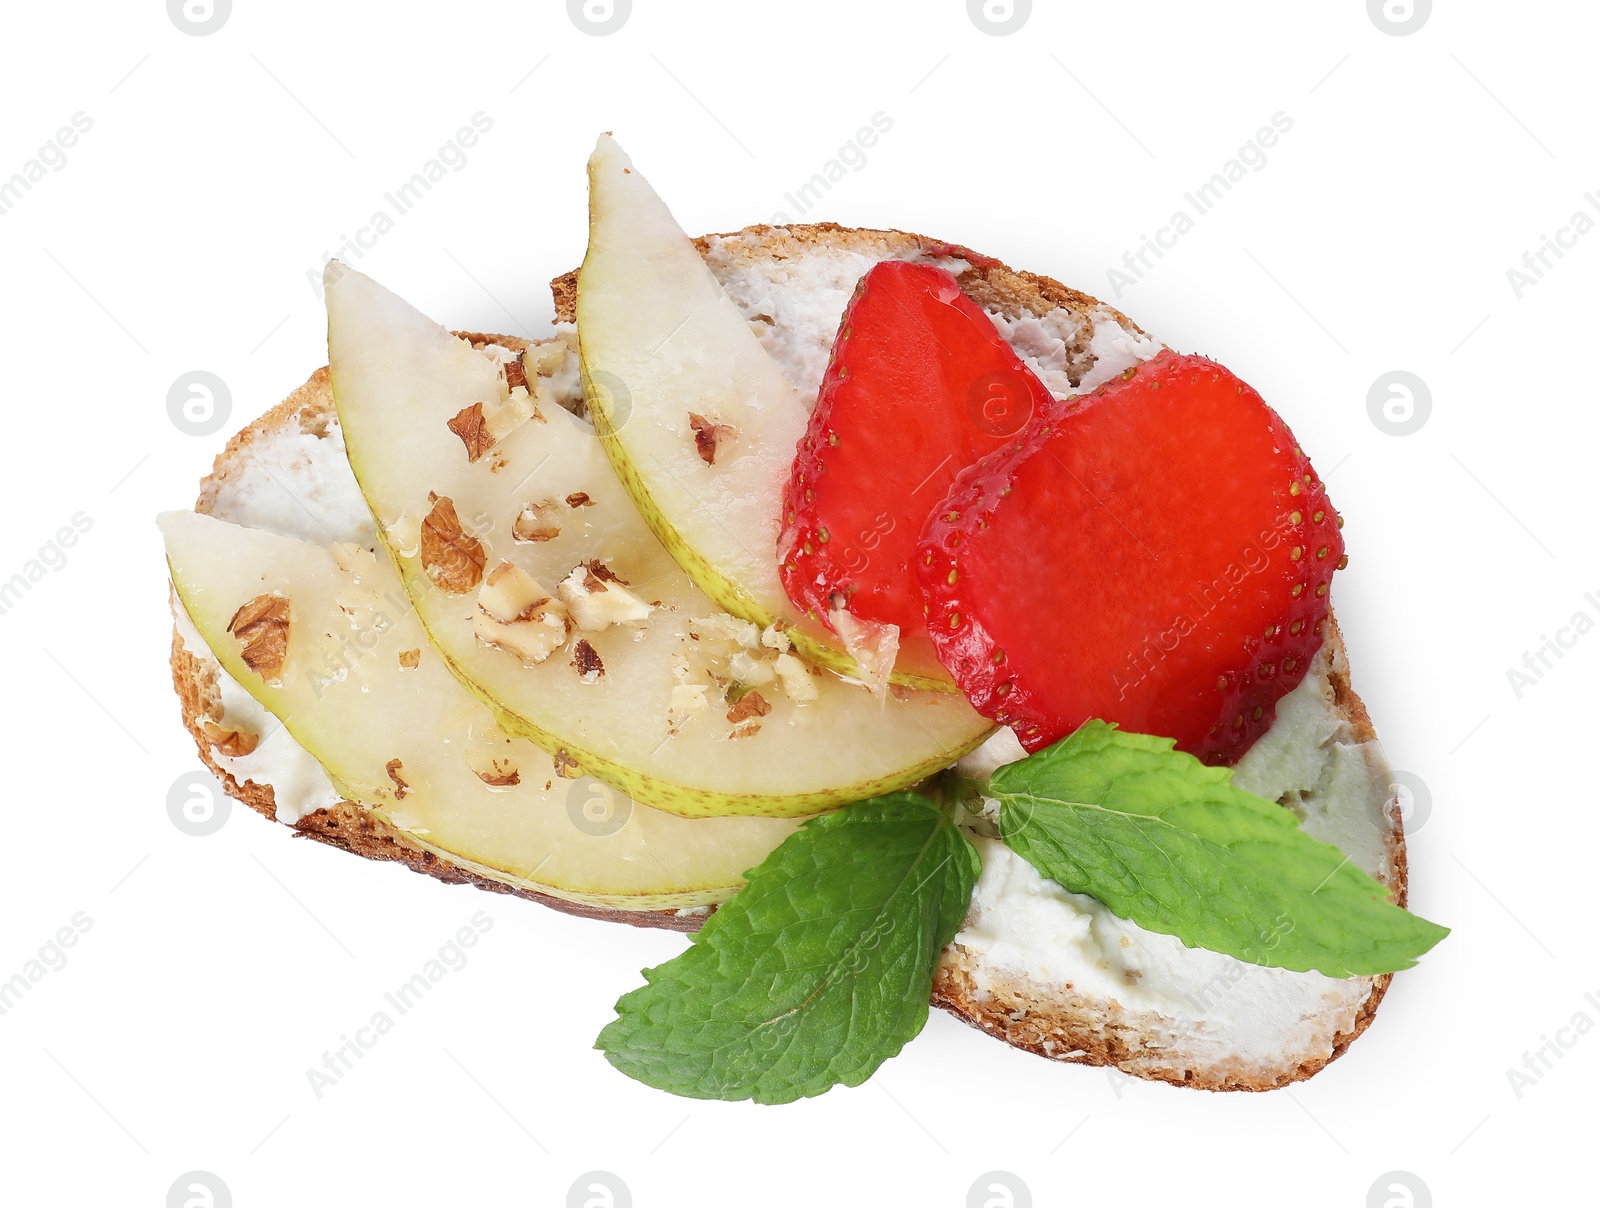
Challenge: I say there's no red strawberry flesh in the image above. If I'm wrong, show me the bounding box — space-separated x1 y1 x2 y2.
780 260 1058 683
917 351 1343 764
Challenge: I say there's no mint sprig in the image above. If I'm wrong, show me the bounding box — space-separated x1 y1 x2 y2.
992 721 1449 978
596 793 978 1104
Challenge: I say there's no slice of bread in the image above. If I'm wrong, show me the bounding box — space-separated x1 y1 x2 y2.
171 223 1407 1090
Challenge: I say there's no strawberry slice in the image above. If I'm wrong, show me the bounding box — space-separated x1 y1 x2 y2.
779 260 1058 684
918 351 1344 764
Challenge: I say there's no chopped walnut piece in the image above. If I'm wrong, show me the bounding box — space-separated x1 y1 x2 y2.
553 749 581 779
420 495 487 594
667 682 709 735
524 341 567 377
504 357 528 391
478 561 552 623
689 413 738 465
689 614 761 649
728 650 774 687
513 501 562 543
398 648 421 669
447 402 495 462
386 758 409 799
486 384 540 443
566 491 594 508
571 639 605 682
559 563 652 632
473 561 570 664
726 690 772 725
476 760 521 788
773 652 819 704
202 721 259 757
227 593 290 682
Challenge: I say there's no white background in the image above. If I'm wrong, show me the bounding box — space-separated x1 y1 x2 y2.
0 1 1592 1204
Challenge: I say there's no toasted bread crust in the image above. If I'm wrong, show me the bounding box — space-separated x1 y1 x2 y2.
928 618 1407 1092
172 224 1407 1087
552 221 1147 348
171 344 702 933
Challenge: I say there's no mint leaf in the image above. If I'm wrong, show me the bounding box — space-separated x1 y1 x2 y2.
992 721 1448 978
596 793 979 1104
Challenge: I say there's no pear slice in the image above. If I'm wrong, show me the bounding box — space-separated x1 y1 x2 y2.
575 135 951 692
160 509 800 909
325 266 992 820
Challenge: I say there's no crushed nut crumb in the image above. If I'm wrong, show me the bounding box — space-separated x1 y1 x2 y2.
726 690 771 725
447 402 495 462
420 495 487 594
476 759 521 788
202 721 259 757
386 758 409 799
571 639 605 681
474 561 570 664
513 502 562 544
689 412 737 465
524 342 566 377
227 593 290 681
